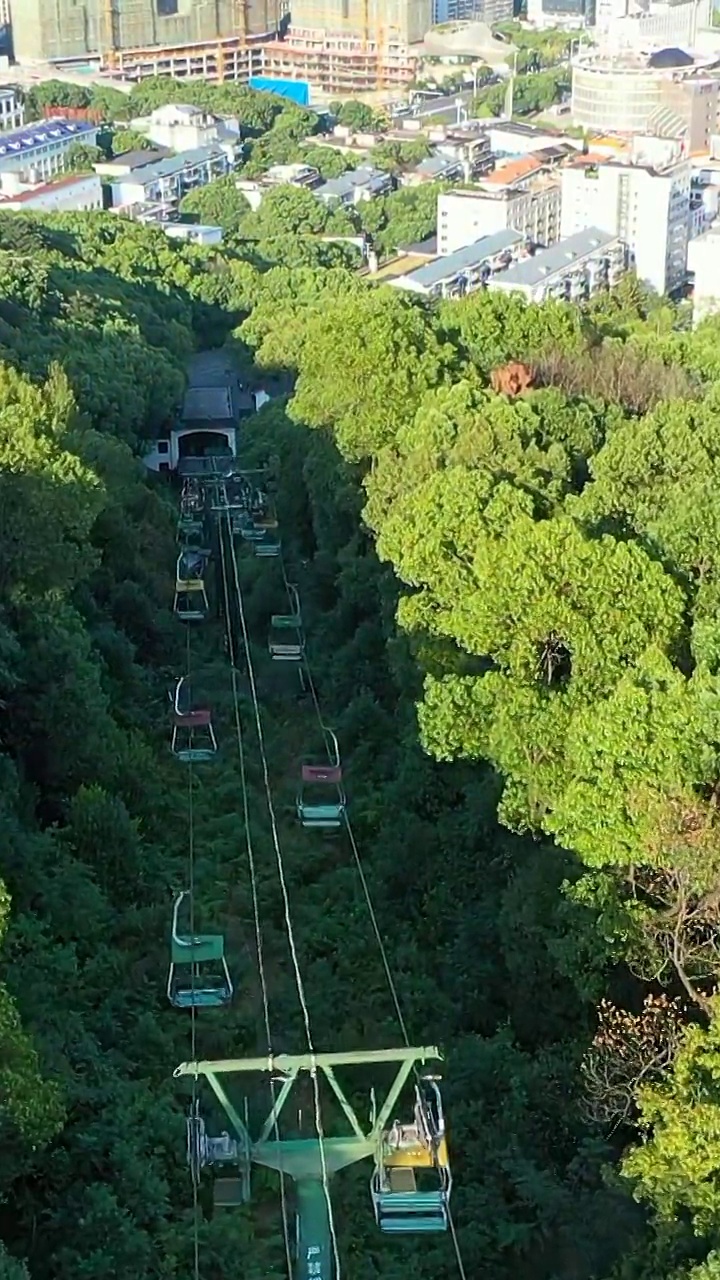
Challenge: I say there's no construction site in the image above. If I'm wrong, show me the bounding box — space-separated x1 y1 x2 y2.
10 0 431 95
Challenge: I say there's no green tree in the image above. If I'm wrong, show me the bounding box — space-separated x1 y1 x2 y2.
180 175 250 235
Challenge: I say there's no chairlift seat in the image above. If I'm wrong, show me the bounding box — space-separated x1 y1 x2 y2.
297 802 345 829
268 619 304 660
213 1178 246 1208
375 1194 449 1234
255 536 280 558
169 982 231 1009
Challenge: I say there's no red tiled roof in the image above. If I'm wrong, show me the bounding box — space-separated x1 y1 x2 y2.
484 155 543 186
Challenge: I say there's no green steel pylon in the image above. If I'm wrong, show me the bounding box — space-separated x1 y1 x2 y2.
174 1045 443 1280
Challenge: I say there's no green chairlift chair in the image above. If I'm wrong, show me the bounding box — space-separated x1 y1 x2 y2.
268 584 304 661
167 891 233 1009
371 1081 451 1235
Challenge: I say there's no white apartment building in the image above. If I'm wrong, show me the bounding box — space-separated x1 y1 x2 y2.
688 222 720 324
560 141 690 295
138 103 241 160
0 171 102 212
438 159 561 256
0 119 99 181
488 227 627 303
0 89 23 132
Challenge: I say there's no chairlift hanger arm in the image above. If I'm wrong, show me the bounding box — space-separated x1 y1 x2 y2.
174 1046 442 1077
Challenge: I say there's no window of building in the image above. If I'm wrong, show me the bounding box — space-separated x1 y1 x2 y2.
157 440 170 454
156 0 178 13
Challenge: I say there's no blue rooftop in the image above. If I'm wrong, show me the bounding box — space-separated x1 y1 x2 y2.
399 230 524 290
0 117 97 158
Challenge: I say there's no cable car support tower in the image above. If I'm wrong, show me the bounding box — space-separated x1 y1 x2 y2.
176 1045 445 1280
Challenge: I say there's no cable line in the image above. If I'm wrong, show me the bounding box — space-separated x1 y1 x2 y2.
185 627 201 1280
225 516 342 1280
216 512 293 1280
278 555 469 1280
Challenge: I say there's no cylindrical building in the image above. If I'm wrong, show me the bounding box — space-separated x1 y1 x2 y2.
571 50 667 132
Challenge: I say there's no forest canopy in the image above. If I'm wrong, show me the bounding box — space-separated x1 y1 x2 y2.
0 180 718 1280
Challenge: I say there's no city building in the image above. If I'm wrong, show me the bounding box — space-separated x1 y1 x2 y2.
527 0 591 29
386 228 525 297
164 223 224 246
488 121 582 159
399 154 464 185
12 0 284 63
0 119 100 181
432 0 480 18
687 221 720 323
139 103 241 157
488 227 627 302
593 0 710 51
235 163 322 209
0 89 24 133
94 149 171 179
570 46 720 142
288 0 432 45
108 147 230 212
560 138 690 295
0 171 102 212
314 166 392 206
438 160 562 254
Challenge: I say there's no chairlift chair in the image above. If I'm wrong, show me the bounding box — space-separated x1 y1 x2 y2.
173 552 209 621
297 728 346 831
371 1081 451 1235
171 678 217 762
268 584 304 661
254 530 281 558
167 891 233 1009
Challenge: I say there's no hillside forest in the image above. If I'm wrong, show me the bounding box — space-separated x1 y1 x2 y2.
2 82 720 1280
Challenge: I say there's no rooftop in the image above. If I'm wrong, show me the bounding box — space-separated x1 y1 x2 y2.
494 227 619 289
399 230 525 289
0 172 97 204
97 148 171 171
485 155 545 186
112 146 227 188
182 386 234 422
397 234 438 255
315 165 390 199
412 154 462 176
489 120 560 137
0 117 96 158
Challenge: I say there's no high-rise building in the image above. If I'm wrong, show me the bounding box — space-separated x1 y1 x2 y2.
287 0 432 45
12 0 284 64
560 138 690 294
432 0 482 21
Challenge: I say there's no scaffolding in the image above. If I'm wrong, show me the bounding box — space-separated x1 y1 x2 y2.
99 26 417 93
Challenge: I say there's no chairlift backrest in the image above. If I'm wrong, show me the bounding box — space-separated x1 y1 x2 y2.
302 763 342 785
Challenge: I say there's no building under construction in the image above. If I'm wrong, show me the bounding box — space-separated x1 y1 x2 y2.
12 0 286 63
12 0 430 94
